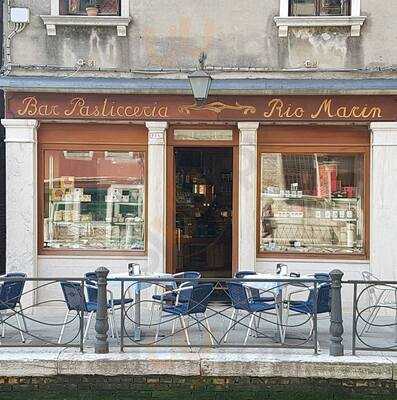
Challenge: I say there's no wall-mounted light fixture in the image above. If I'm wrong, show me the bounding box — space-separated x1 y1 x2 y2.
188 52 212 105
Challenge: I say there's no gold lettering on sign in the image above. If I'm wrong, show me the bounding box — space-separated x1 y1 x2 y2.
311 98 383 119
264 99 305 119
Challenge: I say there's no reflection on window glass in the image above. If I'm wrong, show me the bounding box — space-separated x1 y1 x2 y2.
290 0 316 16
290 0 349 15
260 153 364 255
62 0 120 15
320 0 349 15
43 150 145 251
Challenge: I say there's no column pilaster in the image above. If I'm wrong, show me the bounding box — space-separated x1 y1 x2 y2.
370 122 397 280
146 121 168 274
238 122 259 271
2 119 39 304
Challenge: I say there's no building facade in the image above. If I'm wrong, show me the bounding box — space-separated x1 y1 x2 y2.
1 0 397 303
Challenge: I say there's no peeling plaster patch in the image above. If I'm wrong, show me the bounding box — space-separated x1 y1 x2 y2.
288 27 348 68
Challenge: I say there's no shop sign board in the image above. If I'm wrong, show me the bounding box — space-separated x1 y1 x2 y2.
5 93 397 122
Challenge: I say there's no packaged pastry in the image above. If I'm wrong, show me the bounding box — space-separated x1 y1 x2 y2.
51 188 64 202
60 176 75 189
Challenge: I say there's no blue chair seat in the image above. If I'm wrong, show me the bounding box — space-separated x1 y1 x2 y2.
248 301 276 313
109 298 134 307
288 301 313 314
162 304 189 315
152 293 176 302
86 302 99 312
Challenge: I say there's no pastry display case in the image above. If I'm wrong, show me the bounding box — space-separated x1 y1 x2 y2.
259 153 364 255
43 150 145 251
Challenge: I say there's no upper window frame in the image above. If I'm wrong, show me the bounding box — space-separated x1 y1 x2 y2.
40 0 131 36
274 0 366 37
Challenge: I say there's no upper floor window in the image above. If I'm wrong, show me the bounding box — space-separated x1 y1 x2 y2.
274 0 365 37
60 0 121 16
290 0 350 16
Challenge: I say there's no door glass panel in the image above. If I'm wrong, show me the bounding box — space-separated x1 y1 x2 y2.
175 148 233 277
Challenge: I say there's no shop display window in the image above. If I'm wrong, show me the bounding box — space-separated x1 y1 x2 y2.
259 152 365 255
289 0 350 16
43 149 145 251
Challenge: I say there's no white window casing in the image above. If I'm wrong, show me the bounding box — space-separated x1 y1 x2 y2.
41 0 131 36
275 0 366 37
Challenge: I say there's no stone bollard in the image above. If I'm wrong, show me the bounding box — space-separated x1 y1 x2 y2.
329 269 344 356
95 267 110 354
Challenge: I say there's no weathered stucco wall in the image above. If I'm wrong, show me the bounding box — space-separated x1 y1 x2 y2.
5 0 397 77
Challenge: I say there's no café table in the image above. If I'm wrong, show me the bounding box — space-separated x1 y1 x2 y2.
107 272 173 341
242 273 314 343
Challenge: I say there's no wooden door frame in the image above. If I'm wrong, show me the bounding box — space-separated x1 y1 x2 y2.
166 126 239 277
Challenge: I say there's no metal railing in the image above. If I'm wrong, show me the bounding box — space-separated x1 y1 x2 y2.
349 279 397 355
0 268 347 355
0 276 86 351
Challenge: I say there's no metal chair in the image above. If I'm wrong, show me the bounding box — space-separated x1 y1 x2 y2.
2 272 28 333
84 272 134 341
360 271 397 334
224 282 278 345
155 283 214 346
150 271 201 325
0 275 26 342
284 282 331 344
58 281 116 344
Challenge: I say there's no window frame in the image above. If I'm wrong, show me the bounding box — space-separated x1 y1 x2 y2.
38 124 148 257
41 0 131 36
63 0 122 16
275 0 365 37
256 128 370 261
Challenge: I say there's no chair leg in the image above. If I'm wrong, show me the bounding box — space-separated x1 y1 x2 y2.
58 310 70 344
109 310 114 339
180 316 191 347
15 313 25 343
244 313 255 345
0 313 4 338
171 318 176 336
204 312 214 346
224 309 236 343
83 312 94 343
155 311 162 342
111 309 119 342
232 309 239 330
18 303 28 333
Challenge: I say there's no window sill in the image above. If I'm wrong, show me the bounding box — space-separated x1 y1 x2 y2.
40 15 132 37
274 15 366 37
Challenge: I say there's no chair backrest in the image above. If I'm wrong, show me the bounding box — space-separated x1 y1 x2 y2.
227 282 251 311
234 271 257 279
186 283 213 315
84 272 98 303
306 283 331 314
0 274 26 309
314 273 331 283
173 271 201 280
362 271 378 303
60 282 88 312
233 271 262 300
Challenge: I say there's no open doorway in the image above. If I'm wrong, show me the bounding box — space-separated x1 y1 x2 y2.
172 147 233 278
